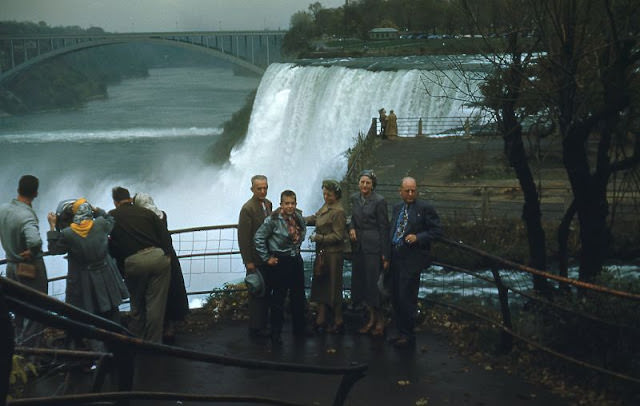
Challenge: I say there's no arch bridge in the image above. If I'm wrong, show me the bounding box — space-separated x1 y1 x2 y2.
0 30 286 84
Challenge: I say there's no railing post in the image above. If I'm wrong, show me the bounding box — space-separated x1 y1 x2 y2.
418 118 423 136
490 266 513 352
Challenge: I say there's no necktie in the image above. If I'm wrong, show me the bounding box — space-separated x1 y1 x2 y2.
393 204 408 246
261 202 268 217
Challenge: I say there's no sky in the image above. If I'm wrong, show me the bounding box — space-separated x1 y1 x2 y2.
1 0 346 32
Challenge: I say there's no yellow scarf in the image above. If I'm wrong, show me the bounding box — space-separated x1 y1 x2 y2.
70 198 93 238
70 219 94 238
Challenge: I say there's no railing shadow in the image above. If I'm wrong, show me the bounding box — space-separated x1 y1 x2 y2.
1 276 367 406
427 236 640 388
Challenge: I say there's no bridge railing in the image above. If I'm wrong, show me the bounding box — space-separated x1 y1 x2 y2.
0 31 285 79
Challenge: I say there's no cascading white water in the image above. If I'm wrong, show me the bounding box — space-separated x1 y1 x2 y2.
0 61 480 292
213 63 477 219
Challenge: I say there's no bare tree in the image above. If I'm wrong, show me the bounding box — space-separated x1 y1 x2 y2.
533 0 640 282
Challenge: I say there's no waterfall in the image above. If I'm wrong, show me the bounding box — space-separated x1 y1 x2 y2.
0 62 479 278
210 63 478 220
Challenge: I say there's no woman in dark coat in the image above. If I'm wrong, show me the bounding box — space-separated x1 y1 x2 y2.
348 170 390 336
134 193 189 343
47 198 128 323
305 179 347 334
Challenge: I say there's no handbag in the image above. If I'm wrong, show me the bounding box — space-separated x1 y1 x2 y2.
313 250 328 277
16 262 37 280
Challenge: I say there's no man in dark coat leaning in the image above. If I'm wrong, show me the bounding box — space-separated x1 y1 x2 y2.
388 177 442 348
108 186 172 343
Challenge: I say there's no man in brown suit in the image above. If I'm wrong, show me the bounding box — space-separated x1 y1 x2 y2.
238 175 273 338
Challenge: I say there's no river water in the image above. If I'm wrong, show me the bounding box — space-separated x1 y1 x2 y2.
0 59 481 298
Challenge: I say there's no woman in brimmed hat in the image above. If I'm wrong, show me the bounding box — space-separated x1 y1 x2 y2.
348 170 390 337
305 179 347 334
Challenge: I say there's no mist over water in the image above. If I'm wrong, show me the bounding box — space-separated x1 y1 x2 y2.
1 59 478 292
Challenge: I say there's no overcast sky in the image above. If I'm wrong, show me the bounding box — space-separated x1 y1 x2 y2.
2 0 346 32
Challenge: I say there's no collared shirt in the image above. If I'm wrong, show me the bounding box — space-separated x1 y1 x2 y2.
254 209 306 261
0 199 44 262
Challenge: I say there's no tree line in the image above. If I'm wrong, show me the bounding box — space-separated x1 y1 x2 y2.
283 0 524 54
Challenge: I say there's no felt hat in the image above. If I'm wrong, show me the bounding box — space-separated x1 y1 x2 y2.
244 270 265 297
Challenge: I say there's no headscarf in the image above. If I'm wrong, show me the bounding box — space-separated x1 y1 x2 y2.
133 192 164 220
70 198 94 238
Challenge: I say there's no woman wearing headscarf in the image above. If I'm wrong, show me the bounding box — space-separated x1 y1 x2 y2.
133 193 189 343
47 198 128 323
305 180 347 334
349 170 390 336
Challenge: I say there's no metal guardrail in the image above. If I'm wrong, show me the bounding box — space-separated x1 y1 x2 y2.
426 236 640 388
371 116 493 137
3 220 640 400
1 276 367 406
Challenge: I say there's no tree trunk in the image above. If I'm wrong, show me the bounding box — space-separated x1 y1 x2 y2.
496 33 549 294
562 129 609 282
502 116 549 293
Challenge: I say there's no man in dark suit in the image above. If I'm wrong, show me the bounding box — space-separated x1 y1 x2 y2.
109 186 172 343
238 175 273 338
388 177 442 347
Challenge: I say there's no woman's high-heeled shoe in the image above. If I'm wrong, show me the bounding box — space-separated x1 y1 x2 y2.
371 324 385 337
358 321 374 334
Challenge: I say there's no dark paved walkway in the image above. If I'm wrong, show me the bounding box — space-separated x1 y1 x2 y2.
130 313 570 406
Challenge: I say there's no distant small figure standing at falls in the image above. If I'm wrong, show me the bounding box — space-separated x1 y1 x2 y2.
385 110 398 139
378 108 387 138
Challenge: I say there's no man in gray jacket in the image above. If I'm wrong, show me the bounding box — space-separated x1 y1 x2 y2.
0 175 48 345
254 190 308 345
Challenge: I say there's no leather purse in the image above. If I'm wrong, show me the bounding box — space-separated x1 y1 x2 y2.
313 250 328 277
16 262 37 279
